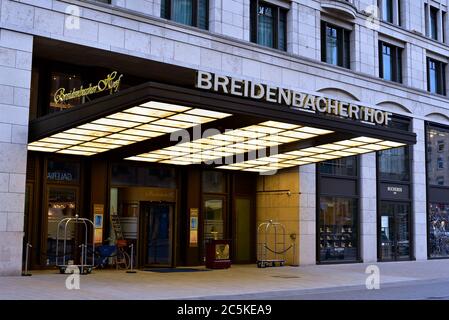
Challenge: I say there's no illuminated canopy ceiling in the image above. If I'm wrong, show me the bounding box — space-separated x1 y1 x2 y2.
28 82 416 173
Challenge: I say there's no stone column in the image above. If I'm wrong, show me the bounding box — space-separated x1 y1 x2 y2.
360 153 377 263
209 0 223 34
412 118 428 260
0 29 33 276
287 1 299 55
299 164 316 265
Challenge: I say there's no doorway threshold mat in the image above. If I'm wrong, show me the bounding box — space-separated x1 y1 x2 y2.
144 268 211 273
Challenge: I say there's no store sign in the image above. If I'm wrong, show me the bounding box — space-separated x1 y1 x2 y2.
47 171 73 182
380 183 409 200
53 71 123 104
196 71 392 126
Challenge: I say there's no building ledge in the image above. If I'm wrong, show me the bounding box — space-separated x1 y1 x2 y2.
321 0 357 20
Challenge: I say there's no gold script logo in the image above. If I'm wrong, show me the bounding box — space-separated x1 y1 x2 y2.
53 71 123 104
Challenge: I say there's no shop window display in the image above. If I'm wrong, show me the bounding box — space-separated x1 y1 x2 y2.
319 197 358 262
429 203 449 258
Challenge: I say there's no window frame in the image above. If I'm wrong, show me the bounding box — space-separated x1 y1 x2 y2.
427 57 447 96
430 6 439 41
320 21 351 69
161 0 209 30
250 0 288 51
379 40 403 83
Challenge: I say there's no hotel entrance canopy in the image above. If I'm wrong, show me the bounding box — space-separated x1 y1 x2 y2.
28 80 416 173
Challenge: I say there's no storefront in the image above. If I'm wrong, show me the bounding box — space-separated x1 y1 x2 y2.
426 122 449 259
377 117 413 261
24 42 416 269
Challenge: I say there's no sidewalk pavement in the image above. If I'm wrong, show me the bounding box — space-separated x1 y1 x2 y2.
1 260 448 300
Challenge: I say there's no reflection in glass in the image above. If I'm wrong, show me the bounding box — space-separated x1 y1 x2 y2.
172 0 193 26
319 157 357 177
202 171 226 193
380 203 410 261
111 164 176 188
429 60 438 93
146 203 172 265
430 7 438 40
257 3 274 48
319 197 358 262
204 199 224 248
382 0 393 23
429 202 449 258
326 26 338 66
382 44 393 81
427 126 449 187
47 188 76 265
378 147 409 181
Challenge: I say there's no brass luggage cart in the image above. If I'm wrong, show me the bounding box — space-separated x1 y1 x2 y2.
257 220 292 268
56 215 95 274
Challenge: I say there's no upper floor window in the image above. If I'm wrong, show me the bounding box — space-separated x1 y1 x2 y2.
425 4 445 42
379 41 402 83
250 0 287 51
378 0 401 25
321 21 351 69
381 0 393 23
161 0 209 30
427 57 446 95
430 6 438 40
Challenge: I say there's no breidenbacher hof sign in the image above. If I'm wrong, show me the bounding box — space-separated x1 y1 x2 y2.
196 71 392 126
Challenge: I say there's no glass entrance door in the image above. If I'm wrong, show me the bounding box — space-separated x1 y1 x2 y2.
45 186 78 266
141 202 173 266
379 202 411 261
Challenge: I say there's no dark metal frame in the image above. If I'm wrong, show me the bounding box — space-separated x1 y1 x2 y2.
376 116 414 262
316 157 362 264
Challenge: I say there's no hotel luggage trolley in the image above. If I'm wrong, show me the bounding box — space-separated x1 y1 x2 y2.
55 215 95 274
257 220 292 268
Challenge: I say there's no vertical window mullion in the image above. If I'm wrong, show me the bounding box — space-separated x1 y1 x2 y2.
379 41 384 79
273 6 279 49
392 45 397 82
321 21 327 63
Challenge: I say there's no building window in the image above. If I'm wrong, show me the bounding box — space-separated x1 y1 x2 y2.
378 0 402 25
321 21 351 69
438 140 445 152
427 125 449 187
427 58 446 95
438 157 444 170
250 0 287 51
161 0 209 30
425 4 443 41
379 41 402 83
430 6 438 40
317 157 359 263
381 0 393 23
